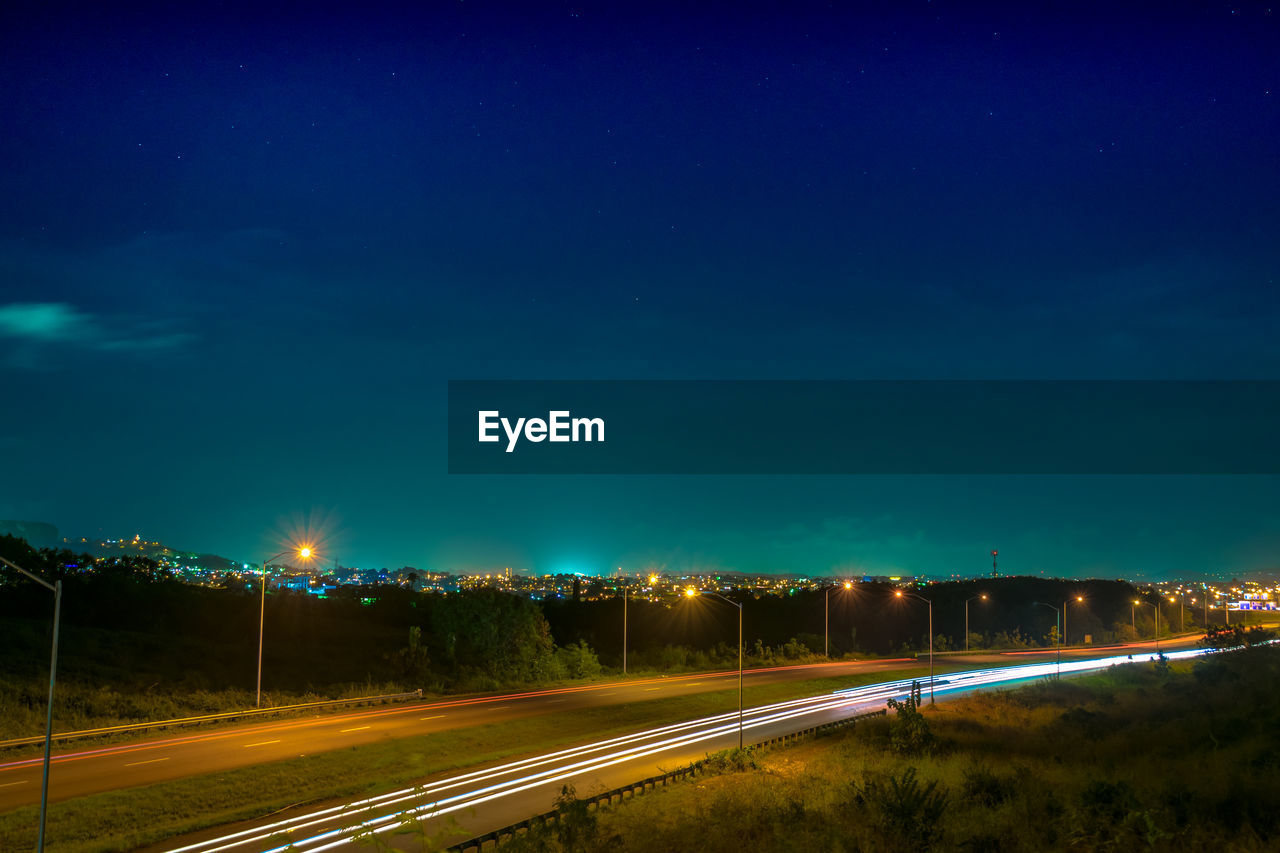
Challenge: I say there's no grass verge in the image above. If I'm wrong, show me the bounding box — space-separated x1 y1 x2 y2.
510 647 1280 852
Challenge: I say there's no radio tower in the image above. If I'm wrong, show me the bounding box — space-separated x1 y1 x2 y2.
991 549 998 579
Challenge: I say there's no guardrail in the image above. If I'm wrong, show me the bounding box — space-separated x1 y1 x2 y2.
447 707 887 853
0 689 424 749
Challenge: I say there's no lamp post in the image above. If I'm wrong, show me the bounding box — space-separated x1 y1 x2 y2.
0 556 61 853
1134 599 1160 652
1170 594 1184 633
1066 595 1085 647
825 580 853 657
686 588 743 749
258 545 312 708
964 593 987 653
895 590 934 703
1033 602 1061 677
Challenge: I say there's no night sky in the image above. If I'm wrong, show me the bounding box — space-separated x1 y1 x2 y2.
2 3 1277 578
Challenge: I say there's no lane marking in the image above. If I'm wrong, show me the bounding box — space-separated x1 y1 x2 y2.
489 706 511 711
545 699 566 704
644 687 661 691
124 757 169 767
340 726 371 733
419 715 446 721
243 740 281 748
0 780 28 788
600 692 617 697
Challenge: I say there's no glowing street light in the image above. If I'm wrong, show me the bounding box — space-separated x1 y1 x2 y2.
685 588 744 748
1032 601 1062 677
1170 594 1184 633
1134 599 1160 652
964 593 988 654
257 544 314 708
895 589 934 703
824 580 854 657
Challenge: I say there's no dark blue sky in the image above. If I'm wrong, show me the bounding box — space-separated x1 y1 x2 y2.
1 2 1277 577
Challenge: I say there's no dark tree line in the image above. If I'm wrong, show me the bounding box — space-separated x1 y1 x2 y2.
0 535 1220 696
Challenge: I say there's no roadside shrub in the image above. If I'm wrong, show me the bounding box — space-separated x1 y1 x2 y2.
702 746 759 773
849 766 949 851
886 680 934 755
960 762 1015 808
555 641 602 680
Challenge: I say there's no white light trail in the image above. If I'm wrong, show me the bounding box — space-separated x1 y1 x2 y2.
169 647 1213 853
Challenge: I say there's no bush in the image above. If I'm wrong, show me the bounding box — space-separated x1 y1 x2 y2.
960 763 1015 808
886 680 934 755
555 641 603 680
849 766 949 851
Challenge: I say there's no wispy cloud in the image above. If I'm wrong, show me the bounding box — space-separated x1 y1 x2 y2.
0 301 193 365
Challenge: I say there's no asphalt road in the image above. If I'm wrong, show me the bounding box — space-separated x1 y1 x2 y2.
0 636 1207 817
0 657 923 810
151 643 1214 853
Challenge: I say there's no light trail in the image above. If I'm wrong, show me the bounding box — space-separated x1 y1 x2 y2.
0 659 908 776
167 648 1210 852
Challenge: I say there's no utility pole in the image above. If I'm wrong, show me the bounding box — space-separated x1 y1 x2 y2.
991 549 998 579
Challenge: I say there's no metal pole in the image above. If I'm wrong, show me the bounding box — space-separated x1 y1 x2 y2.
0 556 60 853
927 600 934 704
824 587 829 657
737 603 743 750
1063 600 1067 648
1056 609 1061 677
965 599 969 654
623 581 627 676
38 580 61 853
257 556 267 708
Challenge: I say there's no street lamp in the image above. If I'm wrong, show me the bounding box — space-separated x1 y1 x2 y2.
685 588 744 749
1066 595 1084 647
964 593 988 653
1032 602 1061 677
621 571 627 675
895 590 934 704
1170 594 1184 633
1134 599 1160 652
257 545 313 708
825 580 854 657
0 556 61 853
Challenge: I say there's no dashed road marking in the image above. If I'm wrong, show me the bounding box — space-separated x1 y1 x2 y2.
125 757 170 767
244 740 281 748
340 726 371 733
420 715 446 721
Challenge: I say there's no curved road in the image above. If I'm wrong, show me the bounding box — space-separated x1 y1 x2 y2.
0 658 919 810
152 645 1213 853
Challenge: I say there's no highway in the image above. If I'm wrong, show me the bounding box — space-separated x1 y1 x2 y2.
0 657 922 810
152 646 1213 853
